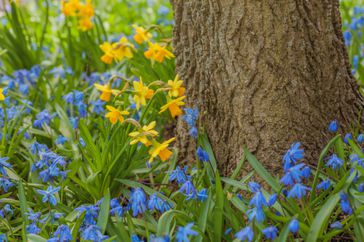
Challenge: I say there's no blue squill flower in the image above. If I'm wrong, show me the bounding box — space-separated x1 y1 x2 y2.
283 143 304 171
33 110 54 128
179 180 197 200
53 224 72 242
287 183 311 199
197 189 208 202
262 226 278 240
353 55 359 70
0 233 7 242
358 134 364 144
55 135 67 145
248 182 261 193
110 198 124 217
289 219 299 233
340 193 353 215
249 191 267 208
168 166 188 184
280 163 305 186
150 234 170 242
0 157 11 176
317 179 331 191
81 225 107 241
359 183 364 192
182 108 199 127
131 234 143 242
344 133 353 144
78 102 87 118
91 99 105 114
330 221 343 229
0 178 13 192
326 154 343 170
189 127 198 138
268 193 278 206
110 205 124 217
196 147 209 162
25 209 41 222
235 226 254 242
36 186 60 206
344 30 352 46
30 141 48 155
224 228 232 235
302 166 311 179
247 207 265 223
75 204 99 225
130 188 147 217
148 193 172 213
79 138 86 147
70 117 78 129
328 120 339 133
26 223 40 234
175 223 198 242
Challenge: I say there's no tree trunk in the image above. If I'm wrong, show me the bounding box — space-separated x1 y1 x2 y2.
172 0 364 174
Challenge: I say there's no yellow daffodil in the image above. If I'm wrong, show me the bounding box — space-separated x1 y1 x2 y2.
133 25 152 44
61 0 80 16
100 37 134 64
159 96 185 118
78 0 94 18
129 121 159 146
167 74 185 98
144 42 175 63
148 137 175 162
94 83 113 101
78 17 93 31
112 37 134 61
105 105 129 124
133 80 154 109
100 42 114 64
0 88 5 101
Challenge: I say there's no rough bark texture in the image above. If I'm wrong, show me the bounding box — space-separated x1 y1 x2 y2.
172 0 364 175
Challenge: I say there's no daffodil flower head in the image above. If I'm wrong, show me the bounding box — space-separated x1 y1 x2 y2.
94 83 113 101
133 25 152 44
159 96 186 118
144 42 175 63
78 0 94 18
167 74 185 98
133 79 154 109
148 137 175 163
0 88 5 101
105 105 129 124
100 42 115 64
61 0 80 16
129 121 159 146
78 16 93 31
112 37 134 61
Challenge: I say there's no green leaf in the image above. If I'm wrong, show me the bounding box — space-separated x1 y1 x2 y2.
97 189 111 233
276 222 291 242
156 210 190 237
196 190 212 242
213 172 224 242
27 234 47 242
18 181 27 242
71 212 85 240
244 147 280 192
311 135 340 201
306 193 341 242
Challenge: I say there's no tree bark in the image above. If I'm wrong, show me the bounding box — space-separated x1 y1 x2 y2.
172 0 364 174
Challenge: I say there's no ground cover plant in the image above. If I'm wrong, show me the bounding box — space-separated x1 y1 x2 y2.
0 0 364 241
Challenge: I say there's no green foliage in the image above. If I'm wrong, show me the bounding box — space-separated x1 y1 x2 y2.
0 0 363 241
